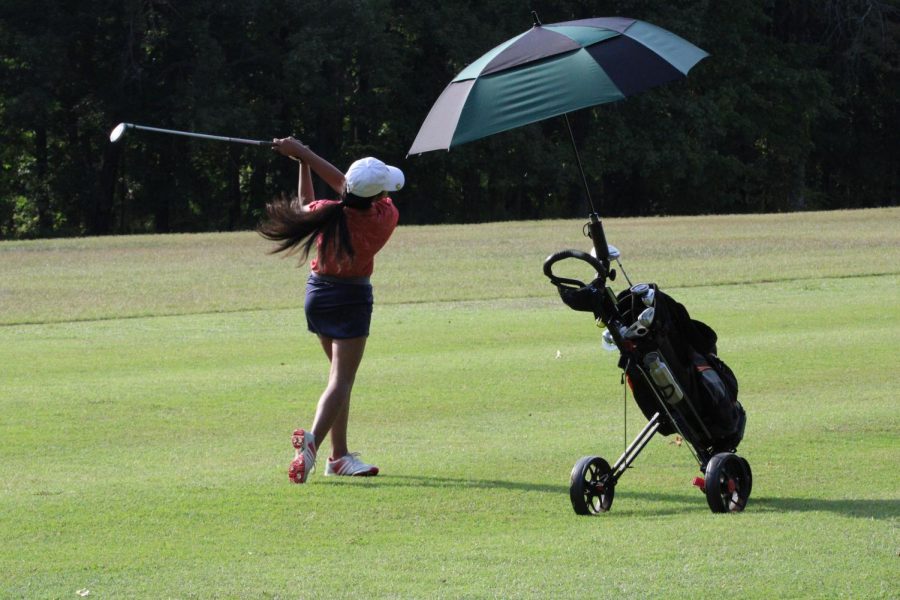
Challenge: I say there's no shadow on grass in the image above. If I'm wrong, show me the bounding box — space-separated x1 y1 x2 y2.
607 492 899 519
346 474 567 496
338 475 899 520
749 496 899 520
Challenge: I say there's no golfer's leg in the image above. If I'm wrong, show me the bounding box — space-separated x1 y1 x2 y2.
307 335 334 450
318 334 333 362
329 395 351 459
310 336 366 446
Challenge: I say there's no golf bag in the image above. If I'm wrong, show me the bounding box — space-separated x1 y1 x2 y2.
613 284 746 454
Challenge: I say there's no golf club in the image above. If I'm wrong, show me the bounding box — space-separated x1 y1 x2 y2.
631 283 655 308
623 320 649 340
109 122 275 147
601 328 617 352
637 307 655 329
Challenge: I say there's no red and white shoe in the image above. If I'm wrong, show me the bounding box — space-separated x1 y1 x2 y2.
325 452 379 477
288 429 317 484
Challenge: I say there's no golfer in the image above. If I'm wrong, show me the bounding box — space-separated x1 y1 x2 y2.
258 137 403 483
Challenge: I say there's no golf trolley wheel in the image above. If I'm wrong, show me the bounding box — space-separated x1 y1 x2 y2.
737 455 753 499
704 452 752 513
569 456 615 515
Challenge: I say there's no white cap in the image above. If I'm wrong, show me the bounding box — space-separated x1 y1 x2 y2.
344 157 404 198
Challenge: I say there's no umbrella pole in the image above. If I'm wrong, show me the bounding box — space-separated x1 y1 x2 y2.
563 113 596 214
563 113 610 266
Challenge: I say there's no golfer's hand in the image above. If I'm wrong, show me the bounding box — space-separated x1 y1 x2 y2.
273 137 309 161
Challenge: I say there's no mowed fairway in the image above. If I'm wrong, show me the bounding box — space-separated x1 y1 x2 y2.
1 208 898 598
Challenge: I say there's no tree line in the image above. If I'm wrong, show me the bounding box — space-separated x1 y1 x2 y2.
1 0 897 239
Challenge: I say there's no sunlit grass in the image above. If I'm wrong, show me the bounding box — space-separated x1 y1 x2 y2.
1 208 898 598
1 207 897 324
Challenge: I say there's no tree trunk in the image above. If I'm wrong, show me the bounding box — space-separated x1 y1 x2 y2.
33 126 54 235
92 142 121 235
790 160 807 210
226 147 242 229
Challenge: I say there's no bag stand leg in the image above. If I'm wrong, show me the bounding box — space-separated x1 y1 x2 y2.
609 412 661 485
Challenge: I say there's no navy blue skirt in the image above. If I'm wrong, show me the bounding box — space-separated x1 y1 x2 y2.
304 274 374 339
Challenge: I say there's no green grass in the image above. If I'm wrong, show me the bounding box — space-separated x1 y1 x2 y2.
1 208 898 598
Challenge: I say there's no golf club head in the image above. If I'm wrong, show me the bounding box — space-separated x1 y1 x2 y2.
109 122 130 143
623 320 649 340
637 307 655 328
630 283 655 307
601 328 617 351
590 244 622 261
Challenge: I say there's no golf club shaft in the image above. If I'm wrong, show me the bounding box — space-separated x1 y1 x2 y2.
127 123 273 146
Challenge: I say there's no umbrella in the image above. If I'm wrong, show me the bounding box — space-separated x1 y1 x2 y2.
409 13 707 155
408 13 708 261
408 13 708 223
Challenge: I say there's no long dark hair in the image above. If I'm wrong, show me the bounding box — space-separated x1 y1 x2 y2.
257 192 376 261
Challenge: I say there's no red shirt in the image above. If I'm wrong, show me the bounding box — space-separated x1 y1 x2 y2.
308 197 399 278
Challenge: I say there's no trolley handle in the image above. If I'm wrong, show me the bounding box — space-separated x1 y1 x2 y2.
542 249 608 289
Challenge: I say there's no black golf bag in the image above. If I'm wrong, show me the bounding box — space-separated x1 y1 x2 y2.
613 283 745 455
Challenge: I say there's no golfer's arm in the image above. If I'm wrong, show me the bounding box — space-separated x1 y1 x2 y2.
298 162 315 207
301 150 346 196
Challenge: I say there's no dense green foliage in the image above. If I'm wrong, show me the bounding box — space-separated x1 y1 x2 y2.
1 0 897 238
